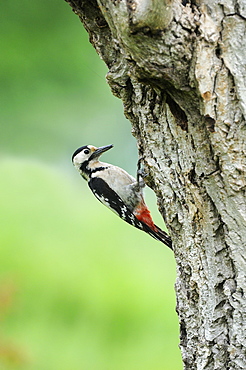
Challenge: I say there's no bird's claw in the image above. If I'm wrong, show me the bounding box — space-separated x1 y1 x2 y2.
137 157 147 188
137 168 147 179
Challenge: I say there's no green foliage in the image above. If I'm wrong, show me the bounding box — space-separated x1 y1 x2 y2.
0 0 135 165
0 160 181 369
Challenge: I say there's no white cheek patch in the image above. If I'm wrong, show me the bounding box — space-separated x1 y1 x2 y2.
73 152 87 168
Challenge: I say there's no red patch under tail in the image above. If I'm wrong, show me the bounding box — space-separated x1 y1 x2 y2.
133 203 158 232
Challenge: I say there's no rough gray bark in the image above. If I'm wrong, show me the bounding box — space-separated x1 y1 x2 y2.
65 0 246 368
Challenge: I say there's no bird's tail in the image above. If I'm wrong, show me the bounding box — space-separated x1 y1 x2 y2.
154 225 172 249
133 203 172 249
142 223 172 249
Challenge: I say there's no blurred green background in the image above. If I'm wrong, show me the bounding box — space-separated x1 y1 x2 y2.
0 1 182 369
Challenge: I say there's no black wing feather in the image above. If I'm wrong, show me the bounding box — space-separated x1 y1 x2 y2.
88 177 144 230
89 177 172 249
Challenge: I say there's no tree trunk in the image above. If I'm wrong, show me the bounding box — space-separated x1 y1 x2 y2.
65 0 246 368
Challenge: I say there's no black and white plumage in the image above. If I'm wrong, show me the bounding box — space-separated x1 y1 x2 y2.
72 144 172 249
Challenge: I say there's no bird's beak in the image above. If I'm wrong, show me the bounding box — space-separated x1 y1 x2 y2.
90 144 113 160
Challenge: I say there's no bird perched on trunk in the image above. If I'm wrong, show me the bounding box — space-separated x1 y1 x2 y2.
72 144 172 249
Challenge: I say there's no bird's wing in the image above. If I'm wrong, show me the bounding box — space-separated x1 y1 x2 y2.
89 177 172 249
88 177 144 230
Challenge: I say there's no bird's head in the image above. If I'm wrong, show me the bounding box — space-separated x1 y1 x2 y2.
72 144 113 178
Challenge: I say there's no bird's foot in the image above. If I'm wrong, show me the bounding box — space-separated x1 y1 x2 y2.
137 157 147 188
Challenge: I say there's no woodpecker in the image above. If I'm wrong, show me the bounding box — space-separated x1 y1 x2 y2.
72 144 172 249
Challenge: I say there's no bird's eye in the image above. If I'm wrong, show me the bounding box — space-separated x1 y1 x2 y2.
84 149 90 155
